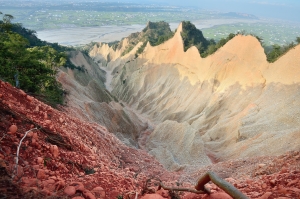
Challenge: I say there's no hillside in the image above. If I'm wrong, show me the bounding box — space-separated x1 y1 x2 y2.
1 20 300 199
88 21 300 174
0 80 180 198
1 79 300 198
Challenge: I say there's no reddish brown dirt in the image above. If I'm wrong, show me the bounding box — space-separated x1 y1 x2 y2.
1 80 300 199
0 80 177 199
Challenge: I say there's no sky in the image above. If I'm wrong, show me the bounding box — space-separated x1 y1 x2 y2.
124 0 300 22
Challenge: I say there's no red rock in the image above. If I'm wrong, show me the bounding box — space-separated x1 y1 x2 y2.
287 187 300 193
22 178 38 187
26 95 33 102
42 179 56 192
70 182 85 191
41 188 52 196
32 132 38 139
257 192 272 199
72 197 85 199
19 90 27 97
45 120 52 125
32 164 40 170
82 189 96 199
59 117 65 123
183 193 202 199
37 157 43 164
156 189 169 198
280 167 288 174
258 164 266 168
37 169 46 179
27 131 33 137
269 179 276 186
55 180 66 191
50 145 59 158
31 138 37 145
129 165 140 172
9 125 18 134
287 179 299 186
141 194 165 199
92 186 106 198
250 192 261 198
17 165 24 178
277 185 288 194
202 192 233 199
110 190 121 199
64 186 76 196
261 183 267 189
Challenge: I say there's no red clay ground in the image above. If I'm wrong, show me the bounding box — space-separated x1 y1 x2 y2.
0 80 299 199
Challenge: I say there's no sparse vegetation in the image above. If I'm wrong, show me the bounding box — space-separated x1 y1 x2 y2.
116 195 123 199
181 21 236 57
202 33 236 57
121 45 134 56
180 21 299 61
266 41 297 62
136 41 148 56
120 21 174 56
181 21 210 53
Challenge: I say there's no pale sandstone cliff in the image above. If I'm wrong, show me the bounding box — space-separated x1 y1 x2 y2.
97 22 300 170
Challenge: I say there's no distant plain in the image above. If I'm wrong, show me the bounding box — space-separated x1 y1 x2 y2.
36 19 261 46
2 1 300 46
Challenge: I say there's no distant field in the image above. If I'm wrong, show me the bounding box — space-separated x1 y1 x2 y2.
202 21 300 46
0 1 259 30
1 1 299 46
36 20 261 46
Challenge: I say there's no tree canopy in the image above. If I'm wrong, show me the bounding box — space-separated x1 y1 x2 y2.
0 12 68 106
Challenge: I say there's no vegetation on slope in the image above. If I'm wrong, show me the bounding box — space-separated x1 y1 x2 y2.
266 38 300 62
181 21 211 54
181 21 300 61
0 12 82 107
119 21 174 56
180 21 236 58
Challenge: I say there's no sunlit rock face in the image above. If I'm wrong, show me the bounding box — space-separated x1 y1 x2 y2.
68 22 300 171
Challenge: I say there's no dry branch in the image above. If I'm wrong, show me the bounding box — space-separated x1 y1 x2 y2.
195 171 249 199
12 128 38 179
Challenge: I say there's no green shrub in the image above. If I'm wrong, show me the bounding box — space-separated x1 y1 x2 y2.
0 12 66 107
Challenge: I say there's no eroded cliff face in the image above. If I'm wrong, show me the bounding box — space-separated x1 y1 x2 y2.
56 51 148 147
87 22 300 171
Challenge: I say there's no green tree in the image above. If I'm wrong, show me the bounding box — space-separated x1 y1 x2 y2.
267 44 282 62
181 21 210 54
0 12 65 106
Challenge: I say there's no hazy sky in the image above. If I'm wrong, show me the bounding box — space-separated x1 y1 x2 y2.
124 0 300 22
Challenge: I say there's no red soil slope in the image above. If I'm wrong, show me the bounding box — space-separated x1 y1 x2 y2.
0 80 177 198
